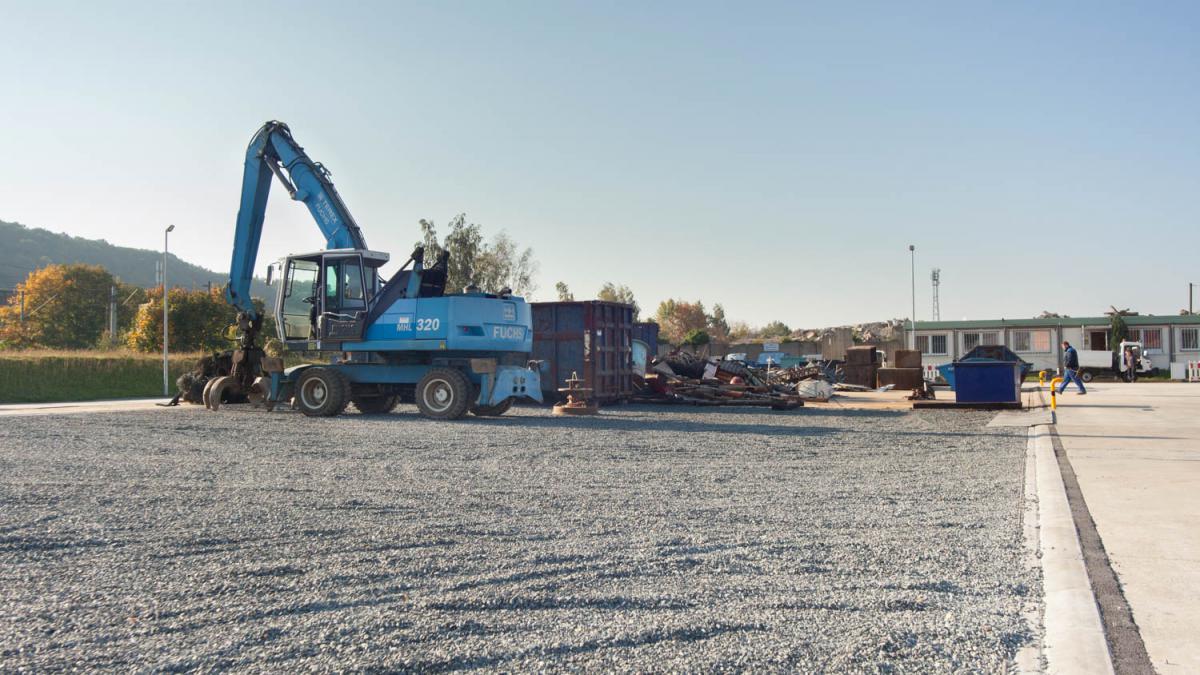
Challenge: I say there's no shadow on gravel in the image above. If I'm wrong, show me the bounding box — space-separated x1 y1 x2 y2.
617 405 905 418
448 562 601 591
0 534 108 553
508 404 906 419
148 594 414 638
426 595 695 611
407 622 762 672
469 416 843 437
470 415 1011 441
0 514 59 535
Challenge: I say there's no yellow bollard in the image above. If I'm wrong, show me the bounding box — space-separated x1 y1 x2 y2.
1049 376 1063 423
1038 370 1047 387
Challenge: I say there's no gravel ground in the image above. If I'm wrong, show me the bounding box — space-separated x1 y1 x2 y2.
0 403 1038 672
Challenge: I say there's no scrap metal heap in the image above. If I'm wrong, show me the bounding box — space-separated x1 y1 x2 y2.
766 361 842 385
634 352 804 410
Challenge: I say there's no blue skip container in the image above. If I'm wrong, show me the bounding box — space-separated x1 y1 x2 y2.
937 346 1031 393
951 360 1022 404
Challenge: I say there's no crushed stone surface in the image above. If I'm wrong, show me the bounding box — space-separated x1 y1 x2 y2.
0 404 1038 671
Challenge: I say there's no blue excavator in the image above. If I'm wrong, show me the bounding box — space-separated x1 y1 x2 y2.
202 121 542 419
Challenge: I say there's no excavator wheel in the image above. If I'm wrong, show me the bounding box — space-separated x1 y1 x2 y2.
471 398 513 417
415 368 472 420
294 367 350 417
352 394 399 415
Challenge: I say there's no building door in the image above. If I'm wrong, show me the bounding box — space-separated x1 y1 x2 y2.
1087 330 1107 351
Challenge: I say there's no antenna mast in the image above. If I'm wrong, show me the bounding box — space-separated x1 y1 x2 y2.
931 268 941 321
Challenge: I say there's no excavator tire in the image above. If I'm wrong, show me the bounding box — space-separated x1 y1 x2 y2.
471 398 513 417
415 368 472 420
352 394 400 415
294 367 350 417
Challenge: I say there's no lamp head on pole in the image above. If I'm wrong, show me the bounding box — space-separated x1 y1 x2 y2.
165 224 175 233
908 244 915 252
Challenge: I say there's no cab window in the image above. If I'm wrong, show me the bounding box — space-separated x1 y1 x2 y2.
325 263 339 303
323 258 366 311
343 260 364 302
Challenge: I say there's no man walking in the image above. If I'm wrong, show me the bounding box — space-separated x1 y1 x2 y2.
1058 340 1087 395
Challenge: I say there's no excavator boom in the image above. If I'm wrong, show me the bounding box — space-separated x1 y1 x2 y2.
226 121 367 318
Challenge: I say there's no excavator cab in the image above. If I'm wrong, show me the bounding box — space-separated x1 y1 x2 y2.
275 249 387 346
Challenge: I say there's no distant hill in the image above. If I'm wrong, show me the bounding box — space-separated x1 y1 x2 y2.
0 219 271 302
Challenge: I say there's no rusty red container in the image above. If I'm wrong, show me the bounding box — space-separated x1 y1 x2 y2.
532 301 634 403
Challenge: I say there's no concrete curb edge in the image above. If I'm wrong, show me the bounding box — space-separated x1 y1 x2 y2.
1029 426 1114 674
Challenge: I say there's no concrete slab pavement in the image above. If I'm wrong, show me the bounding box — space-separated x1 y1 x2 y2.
1053 382 1200 673
0 398 176 417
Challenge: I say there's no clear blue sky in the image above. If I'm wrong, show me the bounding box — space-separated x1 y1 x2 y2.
1 1 1197 327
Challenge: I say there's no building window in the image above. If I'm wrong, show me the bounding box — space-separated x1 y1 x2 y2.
962 331 1000 352
932 334 947 355
1182 328 1199 351
1012 329 1051 353
916 334 948 355
1128 328 1163 352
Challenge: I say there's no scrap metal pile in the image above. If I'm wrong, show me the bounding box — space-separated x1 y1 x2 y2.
634 352 804 409
764 361 843 386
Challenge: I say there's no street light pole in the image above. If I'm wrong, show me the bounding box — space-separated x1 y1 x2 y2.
908 244 916 349
163 224 175 396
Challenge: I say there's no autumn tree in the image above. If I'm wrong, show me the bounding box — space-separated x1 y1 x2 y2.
475 232 538 297
727 321 752 342
597 282 639 320
0 264 124 349
97 284 148 347
706 303 730 342
654 299 709 345
418 214 538 296
126 286 246 353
